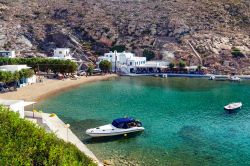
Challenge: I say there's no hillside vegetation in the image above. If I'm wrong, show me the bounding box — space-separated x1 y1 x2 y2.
0 0 249 74
0 106 96 166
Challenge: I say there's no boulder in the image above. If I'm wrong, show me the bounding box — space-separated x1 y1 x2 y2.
103 159 113 165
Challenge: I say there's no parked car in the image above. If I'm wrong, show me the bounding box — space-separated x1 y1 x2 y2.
93 68 102 74
77 70 86 76
0 83 9 93
70 74 79 80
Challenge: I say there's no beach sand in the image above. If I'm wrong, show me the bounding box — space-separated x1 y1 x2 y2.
0 74 117 101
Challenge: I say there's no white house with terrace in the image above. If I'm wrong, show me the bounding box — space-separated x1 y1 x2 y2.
51 48 75 61
97 51 171 74
97 51 147 74
0 50 16 58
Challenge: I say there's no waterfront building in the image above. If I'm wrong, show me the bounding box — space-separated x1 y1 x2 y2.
52 48 75 61
97 51 171 74
185 66 208 74
0 50 16 58
135 61 169 73
97 51 147 74
0 65 36 87
0 99 36 118
0 100 27 118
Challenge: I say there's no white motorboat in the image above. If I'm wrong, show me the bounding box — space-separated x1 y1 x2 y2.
224 102 242 111
162 74 168 78
229 76 241 82
86 118 144 137
209 75 215 80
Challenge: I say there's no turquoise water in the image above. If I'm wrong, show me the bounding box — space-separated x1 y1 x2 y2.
38 77 250 166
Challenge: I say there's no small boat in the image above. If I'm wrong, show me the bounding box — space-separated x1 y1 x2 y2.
224 102 242 112
162 74 168 78
86 117 144 137
229 76 241 82
209 75 215 80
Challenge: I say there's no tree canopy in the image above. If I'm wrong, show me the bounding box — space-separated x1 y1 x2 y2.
168 62 175 70
0 69 34 83
86 64 94 76
143 49 155 61
178 60 186 68
0 58 78 74
99 60 112 73
111 45 126 52
231 47 245 58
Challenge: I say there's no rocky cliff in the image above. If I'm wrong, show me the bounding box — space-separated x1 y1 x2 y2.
0 0 249 74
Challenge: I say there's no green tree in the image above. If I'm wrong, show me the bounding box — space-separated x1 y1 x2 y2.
0 58 78 74
143 49 155 61
86 64 94 76
231 47 245 58
12 71 20 82
178 60 186 69
197 65 202 72
0 69 34 84
19 69 34 79
111 45 126 52
99 60 112 73
169 62 175 71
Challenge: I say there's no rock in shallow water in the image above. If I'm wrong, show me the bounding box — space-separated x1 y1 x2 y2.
103 159 113 165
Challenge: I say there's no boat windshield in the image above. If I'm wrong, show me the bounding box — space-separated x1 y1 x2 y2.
112 118 138 129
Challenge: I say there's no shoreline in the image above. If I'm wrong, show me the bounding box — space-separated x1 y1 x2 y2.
0 74 118 102
25 111 103 166
0 74 117 166
123 73 250 80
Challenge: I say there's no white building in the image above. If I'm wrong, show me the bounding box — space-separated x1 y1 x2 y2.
97 51 146 73
0 99 25 118
0 50 16 58
0 65 30 72
133 61 170 74
0 99 36 118
0 65 36 87
52 48 75 61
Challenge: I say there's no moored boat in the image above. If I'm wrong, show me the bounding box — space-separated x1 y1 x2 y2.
86 117 144 137
163 74 168 78
229 76 241 82
209 75 215 80
224 102 242 112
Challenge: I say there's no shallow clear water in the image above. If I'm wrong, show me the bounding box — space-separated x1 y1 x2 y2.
38 77 250 166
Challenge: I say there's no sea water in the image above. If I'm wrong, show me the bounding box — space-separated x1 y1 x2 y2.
38 77 250 166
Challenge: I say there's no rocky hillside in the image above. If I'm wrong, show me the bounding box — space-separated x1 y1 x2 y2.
0 0 249 74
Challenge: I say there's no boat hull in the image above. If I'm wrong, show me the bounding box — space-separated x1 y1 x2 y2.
86 126 145 137
224 102 242 113
224 107 241 112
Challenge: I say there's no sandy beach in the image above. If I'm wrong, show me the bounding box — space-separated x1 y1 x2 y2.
0 74 117 101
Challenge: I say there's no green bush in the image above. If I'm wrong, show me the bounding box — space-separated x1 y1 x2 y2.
143 49 155 61
110 45 126 52
0 106 96 166
86 64 94 76
168 62 175 70
231 47 245 58
99 60 112 73
178 60 186 68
